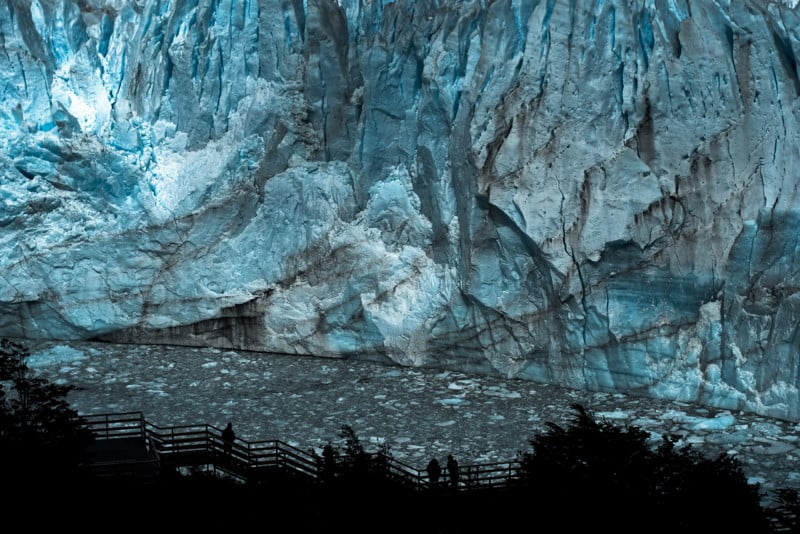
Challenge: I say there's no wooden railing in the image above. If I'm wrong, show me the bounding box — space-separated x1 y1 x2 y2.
461 460 521 489
382 455 426 489
81 411 147 441
79 411 523 491
79 411 159 479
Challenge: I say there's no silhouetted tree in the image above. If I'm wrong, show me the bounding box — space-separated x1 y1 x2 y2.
311 425 399 490
0 338 93 485
336 424 394 480
516 403 771 533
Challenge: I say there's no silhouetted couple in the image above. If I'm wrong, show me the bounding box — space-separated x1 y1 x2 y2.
426 455 459 489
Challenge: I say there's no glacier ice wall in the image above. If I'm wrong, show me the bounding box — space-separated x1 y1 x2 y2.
1 0 799 420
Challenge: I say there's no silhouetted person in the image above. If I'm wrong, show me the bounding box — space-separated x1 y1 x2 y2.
321 442 336 480
447 454 459 489
221 422 235 457
426 457 442 486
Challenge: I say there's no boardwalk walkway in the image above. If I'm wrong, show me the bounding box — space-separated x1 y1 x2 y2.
78 411 521 492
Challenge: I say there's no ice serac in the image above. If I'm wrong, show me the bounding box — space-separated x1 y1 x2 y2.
1 1 799 419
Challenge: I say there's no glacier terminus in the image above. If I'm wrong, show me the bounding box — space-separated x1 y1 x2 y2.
1 1 799 421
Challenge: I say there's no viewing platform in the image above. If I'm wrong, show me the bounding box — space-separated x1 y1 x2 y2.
77 411 521 492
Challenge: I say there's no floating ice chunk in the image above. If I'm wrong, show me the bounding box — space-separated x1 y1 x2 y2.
707 430 751 445
751 422 785 436
690 413 736 431
483 389 522 399
596 410 629 420
661 409 691 422
27 345 87 368
448 380 477 391
664 410 735 430
201 361 219 368
752 441 796 455
685 435 706 445
437 398 465 405
632 417 662 427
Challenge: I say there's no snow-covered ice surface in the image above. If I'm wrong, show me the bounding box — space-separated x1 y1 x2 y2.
24 340 800 498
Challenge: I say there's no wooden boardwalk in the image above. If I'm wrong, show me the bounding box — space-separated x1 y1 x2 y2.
77 411 522 491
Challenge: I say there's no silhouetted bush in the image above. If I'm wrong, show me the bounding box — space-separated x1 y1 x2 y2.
516 403 771 533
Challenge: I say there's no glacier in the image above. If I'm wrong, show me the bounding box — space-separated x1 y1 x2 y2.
1 0 799 420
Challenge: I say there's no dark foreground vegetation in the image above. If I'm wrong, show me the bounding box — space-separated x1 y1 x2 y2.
2 337 800 533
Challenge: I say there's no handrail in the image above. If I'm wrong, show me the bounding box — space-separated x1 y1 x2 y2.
79 411 524 491
81 411 147 440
